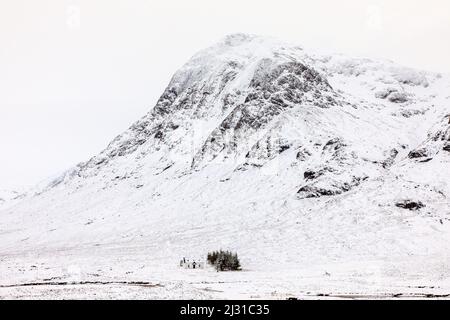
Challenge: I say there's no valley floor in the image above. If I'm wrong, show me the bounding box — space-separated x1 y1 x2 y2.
1 248 450 299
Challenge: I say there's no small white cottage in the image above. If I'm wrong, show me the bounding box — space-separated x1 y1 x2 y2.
179 257 205 269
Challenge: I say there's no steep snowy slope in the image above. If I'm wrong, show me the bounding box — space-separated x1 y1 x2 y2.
1 34 449 299
0 189 24 210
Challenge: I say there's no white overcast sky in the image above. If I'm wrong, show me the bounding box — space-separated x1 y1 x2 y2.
1 0 449 190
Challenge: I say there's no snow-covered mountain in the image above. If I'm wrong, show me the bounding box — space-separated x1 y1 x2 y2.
1 34 450 299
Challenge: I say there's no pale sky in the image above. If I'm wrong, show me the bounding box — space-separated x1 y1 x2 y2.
1 0 449 190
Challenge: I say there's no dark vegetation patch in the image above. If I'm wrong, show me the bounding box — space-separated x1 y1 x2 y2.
207 250 241 272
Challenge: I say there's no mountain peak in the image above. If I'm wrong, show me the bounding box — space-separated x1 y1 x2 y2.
222 33 259 46
41 35 444 186
183 33 295 70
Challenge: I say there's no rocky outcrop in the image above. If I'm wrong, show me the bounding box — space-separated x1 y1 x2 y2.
375 87 409 103
297 176 367 199
296 147 312 161
191 59 340 168
408 148 428 159
303 167 334 181
381 148 399 169
405 116 450 162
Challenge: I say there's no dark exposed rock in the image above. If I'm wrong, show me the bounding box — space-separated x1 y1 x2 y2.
322 138 348 162
395 200 425 211
297 176 366 198
388 92 408 103
381 148 399 168
303 170 320 181
375 87 409 103
408 148 428 159
279 144 291 153
339 177 367 192
242 137 292 167
154 87 179 115
296 148 312 161
399 109 425 118
95 158 107 166
297 185 336 198
323 138 346 152
303 167 333 181
432 128 450 141
443 144 450 152
375 87 397 99
431 122 449 143
136 139 146 145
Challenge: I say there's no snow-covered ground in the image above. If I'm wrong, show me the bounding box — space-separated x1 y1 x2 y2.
1 34 449 299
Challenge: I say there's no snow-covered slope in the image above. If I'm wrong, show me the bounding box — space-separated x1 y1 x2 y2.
1 34 450 299
0 189 24 210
